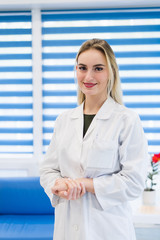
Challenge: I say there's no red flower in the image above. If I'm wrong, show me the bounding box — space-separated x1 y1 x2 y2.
152 153 160 163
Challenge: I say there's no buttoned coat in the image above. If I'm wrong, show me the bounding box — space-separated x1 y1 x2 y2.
40 96 148 240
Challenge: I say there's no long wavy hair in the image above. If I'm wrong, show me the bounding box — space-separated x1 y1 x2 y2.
75 39 123 105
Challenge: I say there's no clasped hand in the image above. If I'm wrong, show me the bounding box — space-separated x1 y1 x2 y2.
51 178 86 200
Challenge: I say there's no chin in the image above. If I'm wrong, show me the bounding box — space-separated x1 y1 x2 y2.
84 92 98 97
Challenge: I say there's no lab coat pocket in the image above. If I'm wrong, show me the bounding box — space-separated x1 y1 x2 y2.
87 140 116 170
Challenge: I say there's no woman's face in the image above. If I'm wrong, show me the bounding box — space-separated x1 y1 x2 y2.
76 48 109 100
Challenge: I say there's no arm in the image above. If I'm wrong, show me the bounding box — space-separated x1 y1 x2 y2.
76 178 94 194
39 117 62 207
92 114 148 211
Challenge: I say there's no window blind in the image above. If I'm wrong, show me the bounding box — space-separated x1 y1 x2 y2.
0 11 33 158
42 8 160 154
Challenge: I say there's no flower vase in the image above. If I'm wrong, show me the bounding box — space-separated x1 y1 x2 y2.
142 190 156 205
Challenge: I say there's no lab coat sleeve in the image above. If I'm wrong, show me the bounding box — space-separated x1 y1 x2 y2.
93 113 149 211
39 117 61 207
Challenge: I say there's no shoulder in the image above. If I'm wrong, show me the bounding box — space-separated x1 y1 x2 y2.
57 108 74 119
113 101 141 126
54 105 81 125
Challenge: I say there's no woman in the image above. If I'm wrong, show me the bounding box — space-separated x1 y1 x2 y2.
40 39 148 240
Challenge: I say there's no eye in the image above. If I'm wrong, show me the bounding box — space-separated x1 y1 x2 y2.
78 66 87 71
95 67 103 72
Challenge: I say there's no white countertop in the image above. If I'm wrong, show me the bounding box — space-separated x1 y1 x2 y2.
131 189 160 225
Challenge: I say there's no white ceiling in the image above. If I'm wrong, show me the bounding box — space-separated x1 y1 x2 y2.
0 0 160 10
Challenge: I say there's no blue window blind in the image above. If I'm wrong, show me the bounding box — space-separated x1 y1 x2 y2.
0 11 33 158
42 8 160 154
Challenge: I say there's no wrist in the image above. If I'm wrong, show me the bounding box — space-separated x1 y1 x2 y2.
77 178 94 194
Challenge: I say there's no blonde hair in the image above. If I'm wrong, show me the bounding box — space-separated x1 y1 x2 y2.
75 39 123 105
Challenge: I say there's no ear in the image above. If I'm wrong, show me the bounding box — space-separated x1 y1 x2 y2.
76 65 78 70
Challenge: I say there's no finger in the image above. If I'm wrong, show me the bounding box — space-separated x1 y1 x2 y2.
57 179 78 200
65 179 76 200
68 179 77 200
80 182 86 197
71 179 81 200
58 191 68 199
74 180 81 199
51 185 63 194
54 180 68 192
51 185 59 195
70 179 81 200
57 178 68 187
70 180 79 200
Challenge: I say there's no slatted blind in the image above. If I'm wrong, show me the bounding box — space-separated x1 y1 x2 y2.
42 8 160 154
0 11 33 158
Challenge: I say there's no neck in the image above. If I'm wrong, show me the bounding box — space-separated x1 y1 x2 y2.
84 95 108 114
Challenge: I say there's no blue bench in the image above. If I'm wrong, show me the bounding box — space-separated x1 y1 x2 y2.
0 177 54 240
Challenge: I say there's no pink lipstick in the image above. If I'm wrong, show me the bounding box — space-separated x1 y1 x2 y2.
84 83 97 88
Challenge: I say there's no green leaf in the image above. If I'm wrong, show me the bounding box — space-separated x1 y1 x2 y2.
152 172 158 176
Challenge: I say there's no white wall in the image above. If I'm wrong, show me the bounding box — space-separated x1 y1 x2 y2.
0 0 160 10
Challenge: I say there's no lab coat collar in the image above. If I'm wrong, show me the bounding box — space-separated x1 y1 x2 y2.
96 96 116 120
70 96 116 120
70 96 116 141
71 97 115 142
70 102 84 119
70 102 84 141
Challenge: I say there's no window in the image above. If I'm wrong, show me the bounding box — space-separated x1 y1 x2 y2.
0 11 33 159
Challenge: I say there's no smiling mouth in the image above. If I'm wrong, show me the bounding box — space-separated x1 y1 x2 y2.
84 83 97 88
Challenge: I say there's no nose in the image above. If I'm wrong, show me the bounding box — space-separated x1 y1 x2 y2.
85 69 94 82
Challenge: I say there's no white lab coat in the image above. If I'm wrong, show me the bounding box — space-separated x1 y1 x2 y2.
40 96 148 240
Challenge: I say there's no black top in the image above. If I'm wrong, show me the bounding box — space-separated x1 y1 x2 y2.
83 114 96 137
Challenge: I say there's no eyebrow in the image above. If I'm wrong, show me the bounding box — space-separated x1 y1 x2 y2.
78 63 106 67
